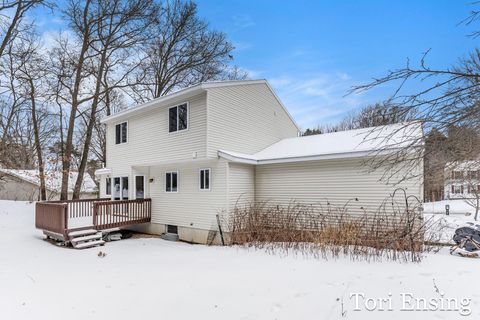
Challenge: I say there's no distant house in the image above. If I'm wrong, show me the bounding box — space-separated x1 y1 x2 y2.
0 169 97 201
444 161 480 199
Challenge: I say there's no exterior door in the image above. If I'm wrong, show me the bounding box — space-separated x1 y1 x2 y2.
135 175 145 199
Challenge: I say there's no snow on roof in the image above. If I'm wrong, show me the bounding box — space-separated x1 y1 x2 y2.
219 122 423 164
0 169 97 193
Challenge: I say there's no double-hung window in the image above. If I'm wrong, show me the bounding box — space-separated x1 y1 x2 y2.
166 172 178 192
199 169 210 190
169 103 188 133
115 122 128 144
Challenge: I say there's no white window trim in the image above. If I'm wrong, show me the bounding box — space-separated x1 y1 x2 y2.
115 121 129 145
199 168 211 191
165 171 179 193
168 102 189 134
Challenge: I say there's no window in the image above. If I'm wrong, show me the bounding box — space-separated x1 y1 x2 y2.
467 170 479 180
106 177 111 196
135 175 145 199
452 185 463 194
452 171 463 180
166 172 178 192
199 168 210 190
115 122 127 144
113 176 129 200
168 103 188 133
167 225 178 234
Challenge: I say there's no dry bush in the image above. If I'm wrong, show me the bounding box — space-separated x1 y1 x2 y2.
223 190 442 262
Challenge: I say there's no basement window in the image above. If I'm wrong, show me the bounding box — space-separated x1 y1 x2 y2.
169 103 188 133
167 225 178 234
115 122 128 144
166 171 178 192
199 168 210 190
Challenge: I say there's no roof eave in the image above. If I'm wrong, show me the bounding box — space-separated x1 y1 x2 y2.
218 147 412 165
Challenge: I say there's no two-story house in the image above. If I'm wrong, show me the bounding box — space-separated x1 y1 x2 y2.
444 161 480 200
96 80 424 244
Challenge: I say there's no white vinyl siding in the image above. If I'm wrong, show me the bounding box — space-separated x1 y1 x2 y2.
106 93 207 175
228 163 255 211
148 159 228 230
255 157 423 216
206 83 298 157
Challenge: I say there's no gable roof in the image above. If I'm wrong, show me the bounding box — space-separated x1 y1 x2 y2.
101 79 300 131
219 122 423 164
0 169 97 193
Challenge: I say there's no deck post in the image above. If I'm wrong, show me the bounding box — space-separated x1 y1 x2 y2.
62 203 68 240
93 202 98 229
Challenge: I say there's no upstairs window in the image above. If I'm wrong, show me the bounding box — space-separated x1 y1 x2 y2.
452 171 463 180
166 171 178 192
199 168 210 190
115 122 128 144
169 103 188 133
467 170 479 180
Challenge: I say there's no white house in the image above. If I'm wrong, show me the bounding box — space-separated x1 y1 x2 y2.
444 161 480 200
0 169 97 201
96 80 423 244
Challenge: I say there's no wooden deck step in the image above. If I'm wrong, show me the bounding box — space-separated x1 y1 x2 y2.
71 233 102 244
68 229 98 237
74 239 105 249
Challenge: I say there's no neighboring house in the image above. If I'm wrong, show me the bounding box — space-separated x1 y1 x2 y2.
0 169 97 201
96 79 423 244
444 161 480 200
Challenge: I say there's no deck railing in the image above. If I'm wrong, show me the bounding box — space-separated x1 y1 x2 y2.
35 198 152 238
93 199 152 229
35 202 68 237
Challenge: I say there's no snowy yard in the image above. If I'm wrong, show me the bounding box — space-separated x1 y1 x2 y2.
1 200 479 320
424 200 480 244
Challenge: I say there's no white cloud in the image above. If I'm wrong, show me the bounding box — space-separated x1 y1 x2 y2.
268 73 375 130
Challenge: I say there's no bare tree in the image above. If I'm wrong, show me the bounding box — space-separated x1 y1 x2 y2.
0 0 50 61
129 0 235 102
303 101 416 136
71 0 158 198
14 31 52 199
348 4 480 184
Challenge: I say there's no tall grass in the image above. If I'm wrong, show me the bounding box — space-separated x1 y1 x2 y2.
223 190 441 262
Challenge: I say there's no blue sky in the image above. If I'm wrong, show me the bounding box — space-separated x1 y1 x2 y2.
195 0 478 129
34 1 477 129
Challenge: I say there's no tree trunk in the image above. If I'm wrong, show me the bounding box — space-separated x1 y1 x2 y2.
60 0 92 200
72 48 108 199
475 196 479 221
28 77 46 200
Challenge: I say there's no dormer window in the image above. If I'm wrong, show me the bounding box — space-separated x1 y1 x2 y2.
169 103 188 133
115 122 128 144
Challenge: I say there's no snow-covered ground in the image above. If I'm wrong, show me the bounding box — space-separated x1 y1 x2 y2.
423 200 480 244
1 200 479 320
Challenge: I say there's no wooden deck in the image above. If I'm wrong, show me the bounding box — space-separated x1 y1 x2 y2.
35 198 151 241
